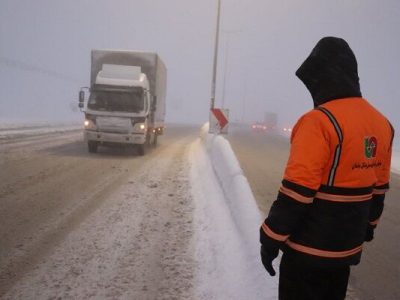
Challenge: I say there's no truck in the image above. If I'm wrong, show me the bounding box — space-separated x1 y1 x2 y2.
78 50 166 155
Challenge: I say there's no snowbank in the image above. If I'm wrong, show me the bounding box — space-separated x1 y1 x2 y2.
200 125 265 245
0 122 81 139
190 123 278 300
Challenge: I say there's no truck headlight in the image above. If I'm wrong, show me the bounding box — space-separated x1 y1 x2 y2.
84 119 96 130
84 114 97 129
133 122 147 132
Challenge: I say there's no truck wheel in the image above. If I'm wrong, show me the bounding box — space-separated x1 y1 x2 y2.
137 144 145 156
88 141 98 153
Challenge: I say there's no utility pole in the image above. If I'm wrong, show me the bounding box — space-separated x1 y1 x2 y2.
210 0 221 109
209 0 229 135
241 75 247 123
221 34 229 108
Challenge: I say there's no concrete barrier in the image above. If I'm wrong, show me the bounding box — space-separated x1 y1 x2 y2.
199 123 262 243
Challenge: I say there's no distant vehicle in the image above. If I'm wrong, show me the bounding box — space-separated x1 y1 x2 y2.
283 127 293 132
251 122 268 132
78 50 166 155
283 127 293 135
264 112 278 130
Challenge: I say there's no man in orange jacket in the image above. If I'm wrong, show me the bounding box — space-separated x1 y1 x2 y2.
260 37 394 300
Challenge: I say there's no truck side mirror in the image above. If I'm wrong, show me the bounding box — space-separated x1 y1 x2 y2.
79 90 85 103
78 102 84 108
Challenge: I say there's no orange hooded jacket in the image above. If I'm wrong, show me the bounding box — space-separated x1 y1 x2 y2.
260 37 394 267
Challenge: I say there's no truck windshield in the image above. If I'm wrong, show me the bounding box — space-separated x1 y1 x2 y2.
87 88 144 113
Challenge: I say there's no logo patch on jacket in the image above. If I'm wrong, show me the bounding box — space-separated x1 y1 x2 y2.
364 137 377 158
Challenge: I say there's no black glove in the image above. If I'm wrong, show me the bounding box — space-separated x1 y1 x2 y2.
365 224 375 242
260 244 279 276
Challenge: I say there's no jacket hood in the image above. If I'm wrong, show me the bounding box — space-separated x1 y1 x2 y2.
296 37 362 107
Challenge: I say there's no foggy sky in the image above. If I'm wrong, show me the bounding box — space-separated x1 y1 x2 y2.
0 0 399 137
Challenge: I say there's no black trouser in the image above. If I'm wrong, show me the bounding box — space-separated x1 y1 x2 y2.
279 253 350 300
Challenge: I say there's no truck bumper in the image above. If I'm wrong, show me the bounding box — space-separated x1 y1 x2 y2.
84 130 146 145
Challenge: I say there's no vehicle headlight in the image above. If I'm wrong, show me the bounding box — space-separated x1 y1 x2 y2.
84 118 96 130
133 122 147 132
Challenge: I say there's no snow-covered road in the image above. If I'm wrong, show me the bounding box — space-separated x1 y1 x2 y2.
1 125 197 299
0 124 277 299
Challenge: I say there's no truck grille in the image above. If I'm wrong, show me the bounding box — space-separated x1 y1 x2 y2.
97 117 132 133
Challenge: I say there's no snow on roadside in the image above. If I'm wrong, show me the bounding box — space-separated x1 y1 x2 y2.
0 121 81 139
189 124 278 300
